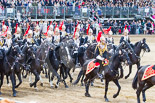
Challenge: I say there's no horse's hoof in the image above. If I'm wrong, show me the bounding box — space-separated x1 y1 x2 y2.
113 94 118 98
125 76 128 79
81 83 84 86
40 83 43 87
105 98 110 102
34 87 38 91
7 83 11 87
70 79 73 83
85 93 91 97
30 83 33 87
55 85 58 88
13 93 16 97
15 85 19 88
65 85 69 88
91 83 94 86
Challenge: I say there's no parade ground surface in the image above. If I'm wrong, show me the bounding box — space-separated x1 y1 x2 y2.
1 35 155 103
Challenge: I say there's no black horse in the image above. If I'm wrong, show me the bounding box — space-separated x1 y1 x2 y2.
45 46 62 88
84 48 132 101
0 45 23 97
125 38 150 79
132 65 155 103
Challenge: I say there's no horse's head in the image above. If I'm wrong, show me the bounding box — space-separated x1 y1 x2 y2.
118 49 132 66
49 47 59 64
141 38 150 52
27 45 36 59
12 44 24 58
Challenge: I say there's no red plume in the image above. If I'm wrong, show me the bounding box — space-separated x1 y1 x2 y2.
24 25 30 36
86 24 90 35
50 21 52 25
54 23 57 34
96 31 102 42
107 26 111 32
37 21 39 25
59 21 64 30
103 26 111 35
125 25 127 30
2 21 5 26
73 22 79 38
44 26 50 36
15 23 18 33
1 26 8 37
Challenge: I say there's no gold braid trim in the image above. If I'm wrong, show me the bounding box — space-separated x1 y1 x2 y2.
0 40 4 46
97 43 107 56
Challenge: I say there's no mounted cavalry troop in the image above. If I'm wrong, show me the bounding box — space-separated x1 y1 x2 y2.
0 20 153 103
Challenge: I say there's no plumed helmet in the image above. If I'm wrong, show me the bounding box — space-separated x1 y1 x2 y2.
47 30 53 36
100 36 105 41
77 25 80 30
89 28 93 33
124 29 129 34
124 25 129 34
36 25 40 30
28 30 33 35
49 25 53 29
62 25 66 30
7 31 11 35
2 25 7 30
109 30 113 35
75 32 79 37
17 27 21 32
55 27 59 32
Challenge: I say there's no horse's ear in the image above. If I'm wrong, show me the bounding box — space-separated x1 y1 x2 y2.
143 38 146 42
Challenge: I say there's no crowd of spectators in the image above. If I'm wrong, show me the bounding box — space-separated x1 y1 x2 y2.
0 0 154 35
0 0 153 8
0 0 153 21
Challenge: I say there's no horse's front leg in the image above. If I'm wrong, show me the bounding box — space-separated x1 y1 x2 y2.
104 79 110 102
43 64 48 78
0 73 4 95
84 75 91 97
15 72 22 88
60 66 68 88
10 72 16 97
30 70 40 91
142 83 153 102
119 66 124 79
125 65 132 79
113 79 121 98
136 82 145 103
6 75 10 86
68 69 73 83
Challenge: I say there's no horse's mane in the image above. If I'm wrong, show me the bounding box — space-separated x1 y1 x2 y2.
134 41 140 47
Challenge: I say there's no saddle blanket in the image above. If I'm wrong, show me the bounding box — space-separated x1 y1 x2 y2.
142 65 155 81
86 59 100 75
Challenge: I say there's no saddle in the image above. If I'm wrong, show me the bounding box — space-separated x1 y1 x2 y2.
142 65 155 81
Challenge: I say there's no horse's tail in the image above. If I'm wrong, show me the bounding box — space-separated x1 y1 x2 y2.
73 69 84 85
132 66 142 89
